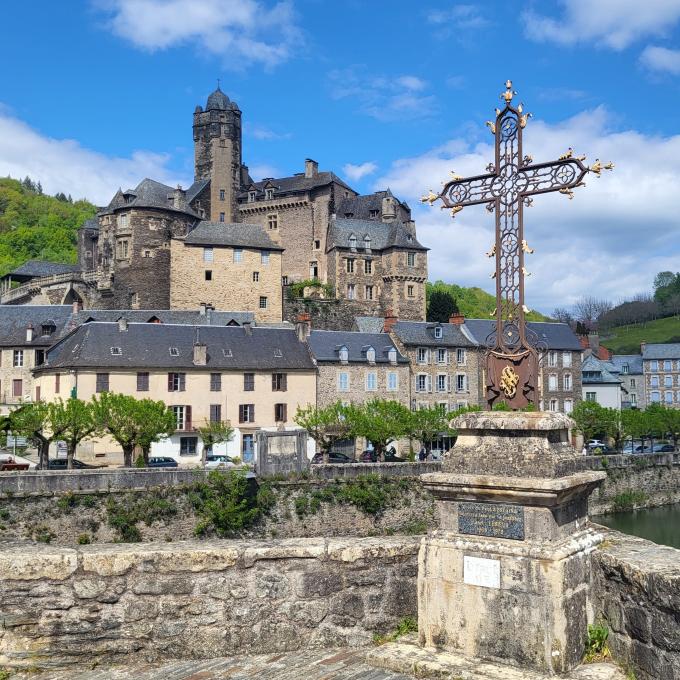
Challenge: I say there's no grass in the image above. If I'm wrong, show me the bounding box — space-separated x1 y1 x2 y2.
373 616 418 645
583 622 611 663
601 316 680 354
612 490 649 512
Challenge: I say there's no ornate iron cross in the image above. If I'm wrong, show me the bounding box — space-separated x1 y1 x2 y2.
423 80 612 409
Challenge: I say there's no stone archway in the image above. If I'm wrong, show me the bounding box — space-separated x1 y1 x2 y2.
61 287 84 306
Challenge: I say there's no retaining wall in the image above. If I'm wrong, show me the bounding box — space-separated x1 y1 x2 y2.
0 536 420 670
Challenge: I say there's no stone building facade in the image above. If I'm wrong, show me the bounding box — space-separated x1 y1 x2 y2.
1 87 428 324
642 342 680 409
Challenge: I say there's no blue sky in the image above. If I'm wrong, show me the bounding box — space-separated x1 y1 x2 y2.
2 0 680 313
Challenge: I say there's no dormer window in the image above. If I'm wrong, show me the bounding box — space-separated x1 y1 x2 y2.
365 346 376 364
344 212 354 218
364 236 371 252
169 347 180 357
388 347 397 364
110 347 122 356
41 323 56 336
222 348 233 357
369 209 379 218
339 345 349 363
265 188 274 200
349 234 357 250
434 326 443 339
248 191 256 203
274 348 283 358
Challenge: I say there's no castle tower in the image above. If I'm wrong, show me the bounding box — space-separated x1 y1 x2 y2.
193 87 242 223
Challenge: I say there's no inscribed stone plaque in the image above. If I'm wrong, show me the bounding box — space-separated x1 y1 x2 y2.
463 556 500 589
458 502 524 540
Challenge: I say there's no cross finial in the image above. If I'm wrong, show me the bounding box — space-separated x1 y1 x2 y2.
501 80 516 104
217 78 221 90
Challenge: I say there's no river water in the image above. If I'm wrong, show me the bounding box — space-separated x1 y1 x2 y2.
593 504 680 549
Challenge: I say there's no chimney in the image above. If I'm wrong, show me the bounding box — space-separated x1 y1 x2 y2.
193 342 207 366
381 194 397 222
118 317 128 332
640 341 647 354
304 158 318 179
587 334 600 353
384 309 398 333
404 219 416 236
240 164 250 186
26 323 34 343
449 312 464 325
72 300 82 313
171 185 186 210
295 312 311 342
199 302 207 316
243 321 253 336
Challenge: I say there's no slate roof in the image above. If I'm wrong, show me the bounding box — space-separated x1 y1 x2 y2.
80 217 99 232
238 171 353 201
4 260 80 280
308 330 408 364
582 355 622 384
463 319 583 351
642 343 680 360
186 179 210 204
335 190 411 221
326 218 427 252
391 321 477 348
183 221 284 250
609 354 644 374
205 87 238 111
42 323 315 371
104 179 200 217
0 305 74 347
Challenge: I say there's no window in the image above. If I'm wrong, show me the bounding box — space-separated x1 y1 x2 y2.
564 398 573 414
548 351 558 367
259 296 268 309
261 251 270 264
13 350 23 367
417 348 428 364
665 375 673 387
407 252 416 267
651 376 659 388
242 433 254 462
35 349 45 366
338 372 349 391
137 372 149 391
388 348 397 364
549 399 558 412
274 403 287 422
548 374 558 391
309 261 318 279
265 188 274 200
366 346 376 363
203 247 213 262
434 326 443 339
339 346 349 363
369 209 379 218
169 347 180 357
437 375 447 392
210 373 221 392
219 212 225 222
96 373 109 393
416 374 428 392
585 392 597 402
267 214 278 230
347 284 355 300
272 373 287 391
366 372 377 391
143 250 151 258
168 372 186 392
364 259 372 274
243 373 255 391
456 374 466 392
210 404 222 423
564 373 572 391
180 436 197 456
41 323 55 337
437 348 447 364
249 271 258 283
630 394 637 406
346 258 355 273
562 352 572 368
650 391 660 403
55 374 60 394
349 235 357 250
239 404 255 423
205 270 212 281
387 372 398 391
233 249 243 263
12 379 22 398
119 213 128 228
248 191 256 203
365 285 374 300
117 239 129 259
664 360 672 371
621 363 629 374
407 285 415 298
665 391 674 404
314 239 321 250
630 378 636 388
650 360 659 371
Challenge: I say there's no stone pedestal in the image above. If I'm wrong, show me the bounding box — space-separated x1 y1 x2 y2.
418 412 605 675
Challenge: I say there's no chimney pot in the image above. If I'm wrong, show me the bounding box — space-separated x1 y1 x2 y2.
304 159 318 179
295 312 311 342
449 313 464 325
384 309 398 333
118 317 128 332
243 321 253 336
26 323 34 343
72 301 82 313
193 342 207 366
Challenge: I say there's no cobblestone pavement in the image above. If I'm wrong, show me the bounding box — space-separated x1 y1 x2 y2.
15 648 413 680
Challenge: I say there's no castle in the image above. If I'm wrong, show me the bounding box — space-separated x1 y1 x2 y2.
1 87 429 324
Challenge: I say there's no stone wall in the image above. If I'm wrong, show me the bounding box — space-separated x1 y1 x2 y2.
592 530 680 680
0 536 420 670
284 296 384 331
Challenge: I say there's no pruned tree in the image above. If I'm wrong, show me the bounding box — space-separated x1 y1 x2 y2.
294 401 351 460
136 399 178 465
571 401 616 445
9 402 69 469
51 398 98 469
196 420 235 463
410 406 454 453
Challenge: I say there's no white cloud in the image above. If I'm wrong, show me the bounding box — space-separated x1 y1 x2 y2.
523 0 680 49
328 69 437 122
0 107 186 204
640 44 680 73
427 4 489 30
376 107 680 312
342 162 378 182
96 0 302 69
244 122 292 141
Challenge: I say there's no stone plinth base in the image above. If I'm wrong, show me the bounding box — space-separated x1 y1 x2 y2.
367 636 626 679
418 527 604 674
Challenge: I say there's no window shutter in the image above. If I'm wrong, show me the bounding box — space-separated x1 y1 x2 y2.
282 374 287 391
239 405 244 423
272 374 276 391
251 404 255 422
168 373 173 391
427 375 432 393
185 405 192 430
180 373 186 391
447 376 451 393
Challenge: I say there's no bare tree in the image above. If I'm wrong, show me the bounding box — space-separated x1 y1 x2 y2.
573 296 613 329
552 307 574 326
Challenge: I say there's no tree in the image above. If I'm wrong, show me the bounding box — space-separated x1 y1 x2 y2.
9 402 68 469
653 271 675 291
294 401 351 459
552 307 574 326
135 399 177 465
573 296 613 329
427 289 458 323
410 406 454 453
571 401 613 444
345 399 413 462
51 398 98 469
196 420 235 463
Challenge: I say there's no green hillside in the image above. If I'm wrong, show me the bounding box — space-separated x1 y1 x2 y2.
427 280 551 322
601 316 680 354
0 178 96 277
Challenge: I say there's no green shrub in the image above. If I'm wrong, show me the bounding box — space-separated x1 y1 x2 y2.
0 667 11 680
373 616 418 645
584 622 610 662
0 508 10 521
34 526 55 544
134 455 146 468
77 533 91 545
106 491 177 542
612 490 649 512
56 492 79 512
338 475 390 515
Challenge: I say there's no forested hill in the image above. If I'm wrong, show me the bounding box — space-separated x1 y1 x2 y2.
427 280 551 322
0 177 97 277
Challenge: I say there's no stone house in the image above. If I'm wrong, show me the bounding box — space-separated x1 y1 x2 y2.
34 321 317 464
170 221 283 322
642 342 680 409
581 355 624 409
608 354 644 409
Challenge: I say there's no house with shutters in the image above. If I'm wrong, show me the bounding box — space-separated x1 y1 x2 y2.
34 320 316 465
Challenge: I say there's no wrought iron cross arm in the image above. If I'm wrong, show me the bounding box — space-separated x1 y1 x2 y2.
519 157 589 199
421 172 495 215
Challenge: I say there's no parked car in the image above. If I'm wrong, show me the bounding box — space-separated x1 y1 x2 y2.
148 457 179 468
384 451 406 463
204 454 236 469
311 451 353 464
587 440 605 450
360 449 377 463
47 459 101 470
651 443 675 453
